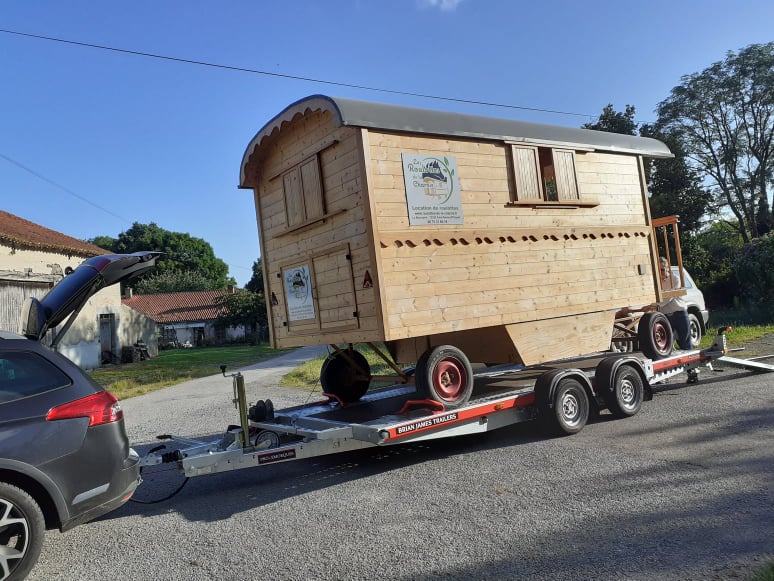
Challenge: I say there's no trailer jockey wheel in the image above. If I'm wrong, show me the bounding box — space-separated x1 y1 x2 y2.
319 350 371 403
415 345 474 409
637 312 674 360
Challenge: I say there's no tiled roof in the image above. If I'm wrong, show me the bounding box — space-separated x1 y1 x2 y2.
0 210 107 257
122 290 227 324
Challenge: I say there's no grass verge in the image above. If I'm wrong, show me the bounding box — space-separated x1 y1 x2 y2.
89 344 287 400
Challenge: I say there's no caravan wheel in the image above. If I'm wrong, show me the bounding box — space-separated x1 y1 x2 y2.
415 346 474 409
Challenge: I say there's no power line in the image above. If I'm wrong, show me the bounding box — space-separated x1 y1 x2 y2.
0 152 129 222
0 27 596 120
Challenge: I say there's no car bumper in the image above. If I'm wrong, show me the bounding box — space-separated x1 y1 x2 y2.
60 447 141 531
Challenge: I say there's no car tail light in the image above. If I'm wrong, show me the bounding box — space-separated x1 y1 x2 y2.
46 391 124 426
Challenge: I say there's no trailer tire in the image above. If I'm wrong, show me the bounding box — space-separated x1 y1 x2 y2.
638 312 674 360
539 377 589 436
603 363 644 418
0 482 45 581
320 350 371 403
415 345 474 409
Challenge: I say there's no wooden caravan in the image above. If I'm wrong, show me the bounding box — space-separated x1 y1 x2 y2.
239 95 677 408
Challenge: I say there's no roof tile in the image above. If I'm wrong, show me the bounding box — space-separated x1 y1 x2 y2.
0 210 107 257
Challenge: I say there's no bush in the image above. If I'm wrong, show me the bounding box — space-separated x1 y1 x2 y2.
735 234 774 304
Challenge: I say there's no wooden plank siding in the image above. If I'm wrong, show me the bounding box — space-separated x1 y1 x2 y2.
247 110 383 347
242 102 663 365
366 131 656 354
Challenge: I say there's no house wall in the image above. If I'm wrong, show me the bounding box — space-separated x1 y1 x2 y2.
119 304 159 357
0 245 133 369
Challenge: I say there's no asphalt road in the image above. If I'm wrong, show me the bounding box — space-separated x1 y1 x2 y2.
27 349 774 581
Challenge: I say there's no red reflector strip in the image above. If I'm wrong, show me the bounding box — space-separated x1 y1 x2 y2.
46 391 123 427
385 392 535 441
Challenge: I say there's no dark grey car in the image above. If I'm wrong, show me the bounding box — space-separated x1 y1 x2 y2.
0 252 159 580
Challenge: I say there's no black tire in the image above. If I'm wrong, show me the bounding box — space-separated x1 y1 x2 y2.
637 312 674 360
319 350 371 403
539 377 589 436
415 345 474 409
604 364 644 418
688 312 702 349
0 482 45 581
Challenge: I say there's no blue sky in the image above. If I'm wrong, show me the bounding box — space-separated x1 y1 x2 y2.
2 0 772 286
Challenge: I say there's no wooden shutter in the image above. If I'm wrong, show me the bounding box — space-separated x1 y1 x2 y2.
283 167 305 227
511 145 542 201
553 149 579 201
300 157 324 220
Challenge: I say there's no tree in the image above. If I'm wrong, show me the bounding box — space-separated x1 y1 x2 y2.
640 124 713 236
215 288 267 342
88 222 234 291
245 259 264 293
583 103 637 135
133 269 220 294
656 42 774 243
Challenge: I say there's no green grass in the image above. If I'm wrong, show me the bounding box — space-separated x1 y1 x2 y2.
89 314 774 399
749 563 774 581
280 344 405 389
89 344 288 400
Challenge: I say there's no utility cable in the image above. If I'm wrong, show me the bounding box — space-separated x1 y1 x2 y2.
0 28 593 120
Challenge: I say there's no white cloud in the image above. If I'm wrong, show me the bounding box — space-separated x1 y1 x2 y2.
418 0 464 11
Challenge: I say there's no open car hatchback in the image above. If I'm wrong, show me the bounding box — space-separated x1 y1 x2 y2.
0 251 160 580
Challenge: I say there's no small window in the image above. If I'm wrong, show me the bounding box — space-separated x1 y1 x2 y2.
511 145 579 203
282 155 325 228
0 350 72 404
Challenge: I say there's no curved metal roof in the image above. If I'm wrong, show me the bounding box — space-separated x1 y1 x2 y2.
240 94 672 185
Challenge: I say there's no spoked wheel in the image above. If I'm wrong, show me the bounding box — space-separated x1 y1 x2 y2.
637 312 674 360
603 363 644 418
0 483 45 581
319 349 371 403
415 345 474 409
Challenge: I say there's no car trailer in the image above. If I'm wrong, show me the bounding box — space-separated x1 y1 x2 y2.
139 329 773 480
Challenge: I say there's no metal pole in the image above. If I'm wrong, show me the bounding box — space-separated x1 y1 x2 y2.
235 373 250 448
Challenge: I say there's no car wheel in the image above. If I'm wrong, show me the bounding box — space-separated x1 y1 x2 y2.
0 482 45 581
688 313 702 349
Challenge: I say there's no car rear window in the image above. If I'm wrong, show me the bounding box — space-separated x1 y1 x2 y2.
0 350 72 404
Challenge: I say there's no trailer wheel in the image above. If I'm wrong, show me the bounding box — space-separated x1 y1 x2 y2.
637 312 674 360
319 350 371 403
604 363 644 418
415 345 474 409
539 377 589 436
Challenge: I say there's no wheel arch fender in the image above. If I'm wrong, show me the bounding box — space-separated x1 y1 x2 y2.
0 459 68 529
535 368 596 410
595 356 653 402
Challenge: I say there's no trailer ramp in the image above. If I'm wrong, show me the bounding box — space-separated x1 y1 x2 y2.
716 356 774 373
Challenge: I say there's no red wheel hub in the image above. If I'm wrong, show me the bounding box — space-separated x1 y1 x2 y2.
432 358 467 401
